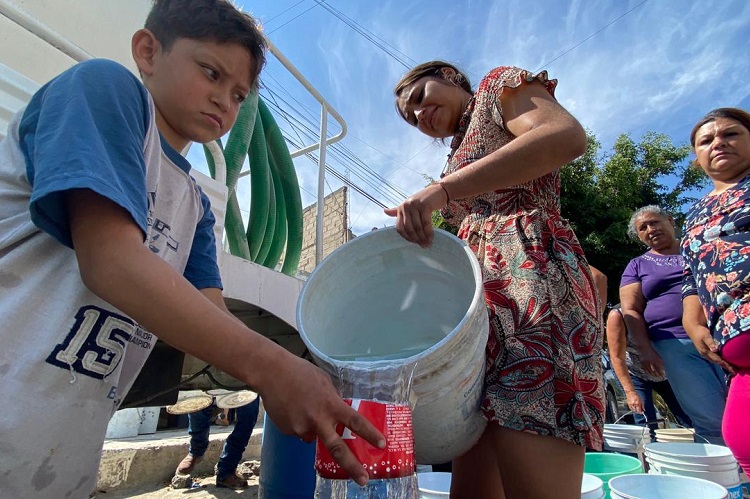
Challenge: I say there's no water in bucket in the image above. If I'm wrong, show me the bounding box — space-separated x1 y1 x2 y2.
609 473 729 498
297 227 489 464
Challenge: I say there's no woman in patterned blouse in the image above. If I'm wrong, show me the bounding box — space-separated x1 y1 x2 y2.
682 107 750 474
386 61 603 499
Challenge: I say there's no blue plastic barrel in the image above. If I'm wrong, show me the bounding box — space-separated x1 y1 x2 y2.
259 414 317 498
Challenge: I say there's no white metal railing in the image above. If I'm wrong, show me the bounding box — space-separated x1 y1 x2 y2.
247 37 348 265
0 1 344 266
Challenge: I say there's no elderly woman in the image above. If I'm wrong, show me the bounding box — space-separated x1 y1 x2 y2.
386 61 603 499
619 205 727 444
682 107 750 473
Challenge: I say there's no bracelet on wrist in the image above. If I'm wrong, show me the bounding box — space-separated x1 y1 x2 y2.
437 181 451 203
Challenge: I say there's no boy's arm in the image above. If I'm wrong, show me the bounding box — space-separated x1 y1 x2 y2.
67 188 383 485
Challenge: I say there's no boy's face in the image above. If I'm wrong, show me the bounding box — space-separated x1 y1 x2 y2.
138 35 254 152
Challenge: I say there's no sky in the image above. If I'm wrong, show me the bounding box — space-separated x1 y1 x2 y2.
188 0 750 237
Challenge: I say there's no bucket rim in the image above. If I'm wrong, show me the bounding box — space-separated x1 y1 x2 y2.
644 442 735 459
608 473 730 498
296 227 485 367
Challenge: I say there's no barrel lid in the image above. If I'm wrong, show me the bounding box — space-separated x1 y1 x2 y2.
166 394 213 415
206 388 233 396
216 390 258 409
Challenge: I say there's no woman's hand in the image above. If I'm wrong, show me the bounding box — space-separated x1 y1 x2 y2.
690 326 736 375
384 182 449 248
639 346 666 378
625 390 645 414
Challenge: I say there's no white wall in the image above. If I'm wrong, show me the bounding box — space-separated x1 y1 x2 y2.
1 0 151 81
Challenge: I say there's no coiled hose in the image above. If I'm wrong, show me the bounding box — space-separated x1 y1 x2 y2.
203 94 302 275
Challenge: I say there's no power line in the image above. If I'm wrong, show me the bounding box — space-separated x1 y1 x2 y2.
267 3 319 35
263 0 309 26
535 0 650 71
313 0 417 69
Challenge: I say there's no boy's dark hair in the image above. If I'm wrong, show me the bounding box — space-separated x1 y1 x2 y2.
145 0 266 88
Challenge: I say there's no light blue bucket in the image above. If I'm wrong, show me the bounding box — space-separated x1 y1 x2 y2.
609 473 728 498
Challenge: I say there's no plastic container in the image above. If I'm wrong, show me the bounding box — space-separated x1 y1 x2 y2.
314 363 419 498
582 473 605 499
585 453 643 498
258 414 317 499
417 472 451 498
105 408 141 439
609 473 728 498
644 443 738 465
297 227 489 464
137 407 160 435
644 443 741 498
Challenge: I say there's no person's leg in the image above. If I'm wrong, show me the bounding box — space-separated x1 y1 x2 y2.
651 338 727 444
450 426 504 499
630 375 657 439
491 425 584 499
722 371 750 475
187 407 213 457
216 398 260 480
719 334 750 475
650 379 693 428
176 406 213 474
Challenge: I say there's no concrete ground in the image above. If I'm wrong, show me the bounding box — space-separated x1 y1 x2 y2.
93 426 263 497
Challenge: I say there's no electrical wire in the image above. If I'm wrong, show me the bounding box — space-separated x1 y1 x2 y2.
313 0 417 69
535 0 650 71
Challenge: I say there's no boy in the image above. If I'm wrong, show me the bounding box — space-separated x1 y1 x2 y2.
0 1 381 496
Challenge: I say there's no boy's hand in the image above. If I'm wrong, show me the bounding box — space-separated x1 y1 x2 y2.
259 352 385 486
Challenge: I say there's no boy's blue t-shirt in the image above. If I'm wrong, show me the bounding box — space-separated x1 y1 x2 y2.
17 58 221 289
0 58 222 497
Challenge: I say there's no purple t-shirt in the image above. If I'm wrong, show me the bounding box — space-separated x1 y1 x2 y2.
619 252 688 341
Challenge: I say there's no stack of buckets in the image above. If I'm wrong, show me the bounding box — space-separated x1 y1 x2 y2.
603 424 649 454
644 442 742 498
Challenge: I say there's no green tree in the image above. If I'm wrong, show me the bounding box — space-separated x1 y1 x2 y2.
560 130 709 304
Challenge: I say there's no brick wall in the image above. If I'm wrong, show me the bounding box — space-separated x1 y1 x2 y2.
295 186 353 275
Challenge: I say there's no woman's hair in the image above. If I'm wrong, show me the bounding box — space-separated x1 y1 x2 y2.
393 61 472 111
690 107 750 147
627 205 672 241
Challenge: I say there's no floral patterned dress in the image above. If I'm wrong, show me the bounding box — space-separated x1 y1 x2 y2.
682 173 750 346
440 67 604 449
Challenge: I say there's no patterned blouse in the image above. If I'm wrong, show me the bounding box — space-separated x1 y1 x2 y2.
682 173 750 345
440 66 604 450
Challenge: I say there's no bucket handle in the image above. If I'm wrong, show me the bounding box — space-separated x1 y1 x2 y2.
612 411 710 444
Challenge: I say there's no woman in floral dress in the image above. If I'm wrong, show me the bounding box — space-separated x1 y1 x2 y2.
386 62 603 498
682 107 750 474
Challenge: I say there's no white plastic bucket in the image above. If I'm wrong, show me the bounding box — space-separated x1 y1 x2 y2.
609 473 728 498
137 407 160 435
417 472 451 499
581 473 605 499
105 408 141 439
297 227 489 464
644 442 741 498
644 443 738 465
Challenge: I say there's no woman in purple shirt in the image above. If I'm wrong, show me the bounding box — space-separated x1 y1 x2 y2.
620 205 727 443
